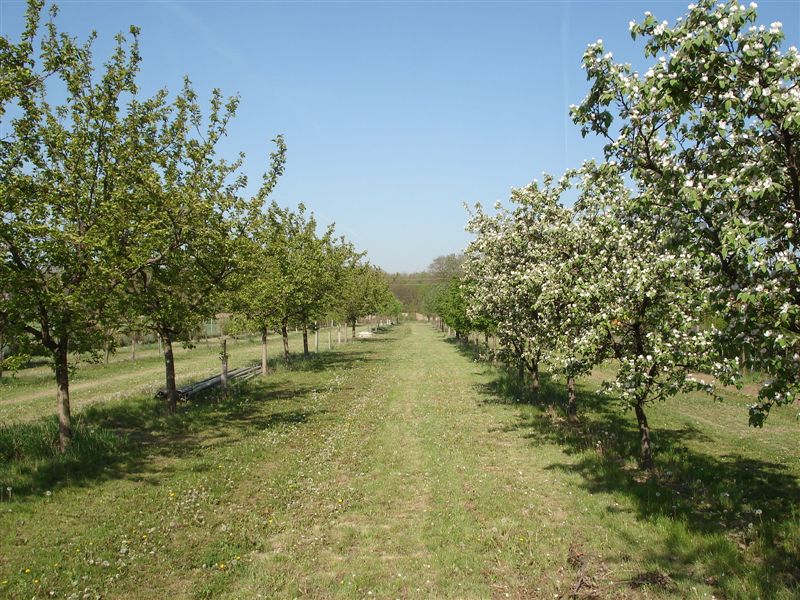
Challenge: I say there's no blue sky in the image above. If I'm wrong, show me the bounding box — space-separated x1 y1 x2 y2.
1 0 798 272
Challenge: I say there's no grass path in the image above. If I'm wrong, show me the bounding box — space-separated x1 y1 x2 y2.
1 322 797 599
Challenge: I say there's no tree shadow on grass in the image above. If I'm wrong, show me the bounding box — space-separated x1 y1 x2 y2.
475 366 800 598
0 349 366 500
279 348 379 373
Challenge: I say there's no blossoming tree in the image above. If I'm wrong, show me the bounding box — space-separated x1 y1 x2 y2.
572 0 800 425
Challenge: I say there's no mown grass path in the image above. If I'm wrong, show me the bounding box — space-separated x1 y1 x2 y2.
1 322 797 599
231 320 581 598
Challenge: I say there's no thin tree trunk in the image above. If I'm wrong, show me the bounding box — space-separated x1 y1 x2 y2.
261 327 268 375
338 324 341 344
634 399 654 469
315 324 319 352
530 361 540 393
0 332 4 378
328 327 332 350
55 340 72 452
281 321 290 361
302 324 309 356
131 334 136 361
104 340 110 365
162 332 178 414
567 376 578 423
352 320 356 338
220 338 228 394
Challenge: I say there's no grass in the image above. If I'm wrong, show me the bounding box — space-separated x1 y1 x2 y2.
0 322 797 599
0 324 355 424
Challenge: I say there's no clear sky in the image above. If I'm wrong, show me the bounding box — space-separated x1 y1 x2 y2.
1 0 798 272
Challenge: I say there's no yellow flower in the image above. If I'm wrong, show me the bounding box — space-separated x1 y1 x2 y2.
24 569 30 574
218 563 226 570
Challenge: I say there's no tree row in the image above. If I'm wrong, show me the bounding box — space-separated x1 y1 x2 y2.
436 0 799 469
0 1 399 451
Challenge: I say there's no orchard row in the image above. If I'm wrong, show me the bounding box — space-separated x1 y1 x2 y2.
0 1 399 451
435 0 799 468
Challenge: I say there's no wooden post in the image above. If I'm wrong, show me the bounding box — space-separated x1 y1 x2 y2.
220 338 228 394
261 328 268 375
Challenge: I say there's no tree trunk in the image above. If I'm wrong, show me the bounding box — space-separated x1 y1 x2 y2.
261 327 268 375
484 332 489 348
131 334 136 361
55 341 72 452
351 320 356 338
634 399 654 469
518 360 525 384
338 324 341 345
567 376 578 423
0 332 4 378
315 324 319 352
104 340 110 365
281 321 290 361
220 338 228 394
302 324 309 356
529 361 540 393
162 332 178 414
